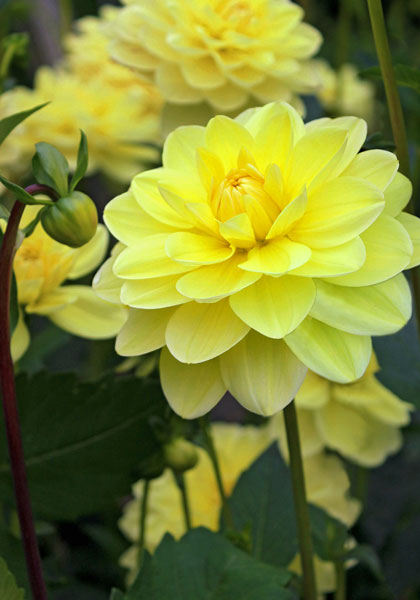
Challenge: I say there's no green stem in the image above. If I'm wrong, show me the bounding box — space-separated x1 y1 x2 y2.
0 43 15 91
336 0 352 68
199 418 234 530
334 561 346 600
173 471 192 531
137 479 150 567
284 400 317 600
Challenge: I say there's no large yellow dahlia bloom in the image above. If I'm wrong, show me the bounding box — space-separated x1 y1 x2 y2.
119 423 360 593
271 354 413 467
10 206 126 362
95 102 420 418
108 0 322 112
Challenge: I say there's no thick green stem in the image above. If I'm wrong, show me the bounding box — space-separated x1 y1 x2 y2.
334 561 346 600
284 401 317 600
336 0 352 68
137 479 150 567
173 471 192 531
199 418 234 530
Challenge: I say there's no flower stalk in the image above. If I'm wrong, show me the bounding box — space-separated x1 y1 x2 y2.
334 560 346 600
284 400 317 600
173 471 192 531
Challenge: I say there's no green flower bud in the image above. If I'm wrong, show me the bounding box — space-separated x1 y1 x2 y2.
41 191 98 248
163 438 199 473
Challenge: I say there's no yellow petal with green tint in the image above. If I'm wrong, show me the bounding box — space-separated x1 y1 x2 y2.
342 149 398 190
196 147 225 192
219 214 255 249
160 348 226 418
383 172 412 217
113 235 193 280
49 285 127 339
121 275 189 309
316 402 370 458
311 275 411 335
165 298 249 363
68 225 109 280
230 275 316 338
290 237 366 278
266 187 307 239
290 177 384 248
285 317 372 383
26 287 78 315
11 309 30 362
162 125 206 173
295 370 330 410
239 237 311 275
92 244 124 305
219 331 307 415
329 215 412 287
176 254 261 300
165 232 234 265
116 307 174 356
396 212 420 268
205 115 255 172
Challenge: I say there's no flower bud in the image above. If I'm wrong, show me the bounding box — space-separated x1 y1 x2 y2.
163 438 199 473
41 191 98 248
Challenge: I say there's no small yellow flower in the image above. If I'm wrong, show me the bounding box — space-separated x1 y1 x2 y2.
95 102 420 418
271 354 413 467
119 423 360 593
10 205 126 361
108 0 322 112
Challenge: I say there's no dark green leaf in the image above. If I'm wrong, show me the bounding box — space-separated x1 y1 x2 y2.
309 504 348 562
0 202 10 220
0 557 24 599
344 544 383 581
21 207 48 238
0 523 29 596
17 325 70 374
70 131 88 192
32 143 69 197
0 372 167 520
0 102 48 146
118 529 295 600
361 64 420 94
0 175 54 206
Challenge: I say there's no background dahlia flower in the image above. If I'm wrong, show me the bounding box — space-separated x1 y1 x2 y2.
107 0 322 113
95 101 420 418
119 423 359 592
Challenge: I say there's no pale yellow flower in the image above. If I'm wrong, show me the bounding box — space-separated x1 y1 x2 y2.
119 423 360 593
270 354 413 467
108 0 322 112
95 101 420 418
0 91 30 193
10 205 126 361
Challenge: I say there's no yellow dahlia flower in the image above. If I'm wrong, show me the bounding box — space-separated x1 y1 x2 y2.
108 0 322 112
270 354 413 467
315 60 376 127
119 423 360 593
95 101 420 418
10 205 126 362
0 91 30 193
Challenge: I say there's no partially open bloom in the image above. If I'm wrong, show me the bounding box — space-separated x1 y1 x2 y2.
10 205 126 361
108 0 321 112
315 60 376 127
119 423 359 592
270 354 413 467
96 102 420 417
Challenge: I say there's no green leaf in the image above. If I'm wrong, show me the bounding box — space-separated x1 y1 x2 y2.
0 175 54 206
70 131 88 192
361 64 420 94
0 523 29 597
0 372 167 520
117 529 296 600
21 207 48 238
343 544 383 581
309 504 348 562
32 142 69 197
0 103 48 146
0 557 24 600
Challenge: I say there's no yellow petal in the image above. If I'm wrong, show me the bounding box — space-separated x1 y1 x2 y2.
238 102 305 144
185 201 220 235
243 194 273 240
181 56 225 89
264 164 285 209
230 275 316 338
196 147 225 192
165 232 234 265
162 125 206 173
160 348 226 418
254 110 295 173
295 370 330 409
383 172 412 217
49 285 127 339
396 212 420 268
329 215 412 286
239 237 311 275
342 149 398 190
121 275 189 309
165 298 249 363
266 187 307 239
68 225 109 280
205 115 255 172
310 275 411 335
290 237 366 278
316 402 370 463
113 235 193 280
92 244 124 305
116 307 175 356
219 331 307 415
26 287 78 315
176 254 261 300
11 310 30 362
285 317 372 383
219 214 256 249
290 177 384 248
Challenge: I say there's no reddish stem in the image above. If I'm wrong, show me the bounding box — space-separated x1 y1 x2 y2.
0 197 49 599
